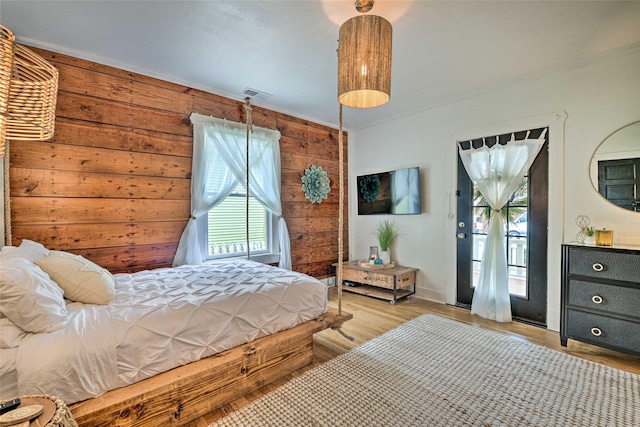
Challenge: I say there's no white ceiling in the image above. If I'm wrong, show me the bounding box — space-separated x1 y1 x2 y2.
2 1 640 131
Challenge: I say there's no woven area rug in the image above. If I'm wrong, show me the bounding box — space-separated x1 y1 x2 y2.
210 314 639 427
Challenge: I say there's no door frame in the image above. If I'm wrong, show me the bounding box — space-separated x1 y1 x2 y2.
449 111 567 331
455 133 548 326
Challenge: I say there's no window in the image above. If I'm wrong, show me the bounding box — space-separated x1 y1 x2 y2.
175 112 288 269
199 152 280 263
206 184 271 259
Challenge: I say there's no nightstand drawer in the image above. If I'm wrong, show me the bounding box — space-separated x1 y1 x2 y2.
568 279 640 319
342 268 394 289
566 310 640 354
568 248 640 283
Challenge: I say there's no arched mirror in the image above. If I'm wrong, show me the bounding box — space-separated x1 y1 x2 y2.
589 121 640 212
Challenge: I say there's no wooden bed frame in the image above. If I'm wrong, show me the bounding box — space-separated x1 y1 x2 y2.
69 308 351 426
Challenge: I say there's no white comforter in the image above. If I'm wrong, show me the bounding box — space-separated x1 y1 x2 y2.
10 260 327 404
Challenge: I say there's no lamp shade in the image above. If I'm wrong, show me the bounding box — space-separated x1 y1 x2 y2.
0 24 15 152
6 43 58 141
338 14 392 109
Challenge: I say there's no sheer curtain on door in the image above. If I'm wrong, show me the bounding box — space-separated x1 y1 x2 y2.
458 130 546 322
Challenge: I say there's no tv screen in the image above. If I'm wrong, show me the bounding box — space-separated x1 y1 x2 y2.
356 167 421 215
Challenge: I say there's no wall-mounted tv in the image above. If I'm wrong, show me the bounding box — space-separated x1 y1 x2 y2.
356 167 421 215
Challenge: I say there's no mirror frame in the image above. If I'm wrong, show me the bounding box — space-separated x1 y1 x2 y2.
589 120 640 213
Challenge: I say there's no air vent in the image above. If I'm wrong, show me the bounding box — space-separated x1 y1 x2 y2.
242 87 273 100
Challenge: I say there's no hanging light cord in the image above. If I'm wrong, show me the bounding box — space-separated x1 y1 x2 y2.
334 103 354 341
337 104 344 317
3 141 11 246
244 98 253 260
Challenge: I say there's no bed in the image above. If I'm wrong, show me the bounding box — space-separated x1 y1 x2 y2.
0 240 349 426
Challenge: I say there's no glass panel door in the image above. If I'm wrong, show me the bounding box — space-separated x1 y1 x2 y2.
457 128 548 326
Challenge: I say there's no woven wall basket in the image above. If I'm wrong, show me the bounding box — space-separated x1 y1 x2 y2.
6 43 58 141
0 24 15 153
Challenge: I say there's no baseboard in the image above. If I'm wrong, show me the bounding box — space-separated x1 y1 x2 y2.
547 309 560 332
414 287 447 304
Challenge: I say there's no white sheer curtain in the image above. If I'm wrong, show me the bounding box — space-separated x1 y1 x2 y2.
172 114 237 266
173 112 291 269
458 130 546 322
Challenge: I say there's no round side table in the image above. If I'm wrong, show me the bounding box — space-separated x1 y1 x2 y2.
11 396 77 427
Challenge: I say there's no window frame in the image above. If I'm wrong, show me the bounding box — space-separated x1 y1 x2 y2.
197 191 281 265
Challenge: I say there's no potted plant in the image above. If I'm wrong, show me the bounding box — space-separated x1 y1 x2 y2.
584 226 596 244
375 219 400 264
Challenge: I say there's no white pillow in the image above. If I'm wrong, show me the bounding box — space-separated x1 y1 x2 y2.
35 251 115 305
0 253 68 333
18 239 49 262
0 318 27 348
0 240 49 263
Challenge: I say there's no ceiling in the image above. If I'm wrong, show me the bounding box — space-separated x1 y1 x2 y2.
2 1 640 131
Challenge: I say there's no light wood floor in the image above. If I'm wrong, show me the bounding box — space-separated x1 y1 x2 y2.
186 287 640 426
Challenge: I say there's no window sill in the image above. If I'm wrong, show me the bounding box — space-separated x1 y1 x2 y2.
205 253 280 266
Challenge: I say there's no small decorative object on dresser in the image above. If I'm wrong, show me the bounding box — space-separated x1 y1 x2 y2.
584 226 596 244
595 228 614 247
574 214 591 244
560 244 640 356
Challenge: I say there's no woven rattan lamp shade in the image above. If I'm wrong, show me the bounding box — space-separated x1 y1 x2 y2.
6 43 58 141
337 14 392 109
0 24 15 152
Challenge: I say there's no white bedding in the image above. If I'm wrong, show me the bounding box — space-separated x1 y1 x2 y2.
3 260 327 404
0 348 18 398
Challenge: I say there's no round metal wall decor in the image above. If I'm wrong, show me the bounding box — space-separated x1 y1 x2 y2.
301 165 331 203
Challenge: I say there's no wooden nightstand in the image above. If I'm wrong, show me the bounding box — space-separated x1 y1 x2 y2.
334 261 417 304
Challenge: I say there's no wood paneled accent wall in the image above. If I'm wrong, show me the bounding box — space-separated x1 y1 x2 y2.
9 47 347 278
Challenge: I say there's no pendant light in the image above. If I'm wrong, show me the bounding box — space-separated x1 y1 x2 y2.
1 23 59 246
6 43 59 141
337 0 392 109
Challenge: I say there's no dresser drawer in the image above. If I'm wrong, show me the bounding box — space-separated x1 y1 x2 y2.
566 309 640 354
568 247 640 283
567 279 640 319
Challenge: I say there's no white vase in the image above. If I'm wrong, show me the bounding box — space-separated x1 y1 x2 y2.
585 235 595 245
380 250 391 264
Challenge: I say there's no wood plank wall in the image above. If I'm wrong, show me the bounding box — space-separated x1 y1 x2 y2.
8 46 347 278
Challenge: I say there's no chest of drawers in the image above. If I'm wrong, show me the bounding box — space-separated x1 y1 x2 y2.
560 244 640 356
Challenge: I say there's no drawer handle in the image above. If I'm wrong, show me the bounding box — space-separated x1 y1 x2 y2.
590 327 602 337
592 263 604 272
591 295 603 304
